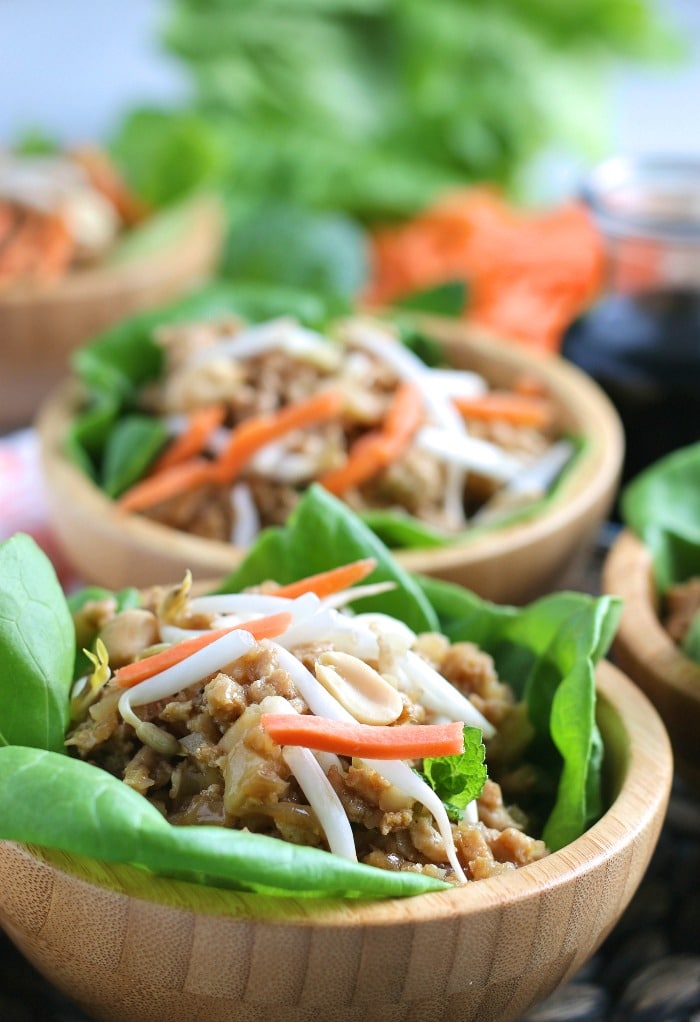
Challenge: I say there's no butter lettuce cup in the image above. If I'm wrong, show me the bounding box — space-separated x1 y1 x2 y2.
36 287 622 603
603 441 700 787
0 490 670 1022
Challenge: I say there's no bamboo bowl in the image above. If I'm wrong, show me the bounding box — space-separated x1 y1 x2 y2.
36 321 623 602
603 528 700 788
0 661 671 1022
0 196 223 431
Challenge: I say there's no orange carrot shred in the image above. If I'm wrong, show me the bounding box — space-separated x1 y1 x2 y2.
364 187 604 353
151 404 227 474
453 391 555 429
117 457 216 513
114 612 293 688
272 559 377 600
319 382 423 495
260 715 465 760
211 388 344 485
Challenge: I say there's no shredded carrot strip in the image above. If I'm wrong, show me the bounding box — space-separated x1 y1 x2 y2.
319 382 424 495
453 391 555 429
272 559 377 600
151 405 227 474
211 388 344 485
260 715 465 759
117 390 344 511
117 457 216 513
364 187 604 353
114 611 293 688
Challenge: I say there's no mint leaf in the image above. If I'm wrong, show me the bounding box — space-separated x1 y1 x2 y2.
422 725 487 813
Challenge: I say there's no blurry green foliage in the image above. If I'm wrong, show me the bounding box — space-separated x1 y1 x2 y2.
112 0 677 221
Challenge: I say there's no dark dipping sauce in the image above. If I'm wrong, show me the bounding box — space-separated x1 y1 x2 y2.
564 288 700 495
564 157 700 511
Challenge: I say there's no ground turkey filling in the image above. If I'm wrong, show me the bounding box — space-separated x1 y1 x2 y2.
66 590 548 884
135 317 556 541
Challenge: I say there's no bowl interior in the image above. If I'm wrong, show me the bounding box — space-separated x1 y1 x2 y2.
37 318 623 600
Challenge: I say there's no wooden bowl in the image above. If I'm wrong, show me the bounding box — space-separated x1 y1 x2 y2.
603 528 700 787
36 320 623 601
0 197 224 431
0 660 672 1022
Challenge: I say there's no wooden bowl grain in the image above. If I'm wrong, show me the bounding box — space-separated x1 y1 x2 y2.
0 197 224 431
603 528 700 787
0 661 671 1022
36 321 623 602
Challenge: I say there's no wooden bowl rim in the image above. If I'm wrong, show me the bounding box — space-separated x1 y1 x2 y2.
36 323 624 577
0 195 223 308
603 528 700 703
11 660 671 929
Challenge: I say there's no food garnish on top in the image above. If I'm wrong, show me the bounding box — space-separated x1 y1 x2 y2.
70 304 576 550
0 489 621 898
65 555 545 886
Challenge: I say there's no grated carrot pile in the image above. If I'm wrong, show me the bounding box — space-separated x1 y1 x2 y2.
364 188 604 354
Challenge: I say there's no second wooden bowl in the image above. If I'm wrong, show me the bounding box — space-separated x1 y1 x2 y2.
0 196 223 431
603 528 700 787
0 661 672 1022
37 321 623 602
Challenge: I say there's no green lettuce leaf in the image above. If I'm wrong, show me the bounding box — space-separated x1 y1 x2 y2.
220 486 438 634
418 574 620 849
101 415 169 498
0 490 618 896
0 747 445 898
0 535 75 752
220 202 368 301
621 441 700 593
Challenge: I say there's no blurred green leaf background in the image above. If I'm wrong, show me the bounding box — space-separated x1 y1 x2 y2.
111 0 679 222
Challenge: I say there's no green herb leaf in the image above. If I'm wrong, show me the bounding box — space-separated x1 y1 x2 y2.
0 535 75 752
423 725 487 812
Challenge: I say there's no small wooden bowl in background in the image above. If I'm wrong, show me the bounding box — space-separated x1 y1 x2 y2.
0 196 224 431
603 528 700 788
0 661 672 1022
36 321 623 603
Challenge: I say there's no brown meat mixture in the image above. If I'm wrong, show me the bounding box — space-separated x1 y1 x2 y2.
66 623 547 883
130 321 559 540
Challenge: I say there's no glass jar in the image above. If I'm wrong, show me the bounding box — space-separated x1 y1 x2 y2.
563 156 700 495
